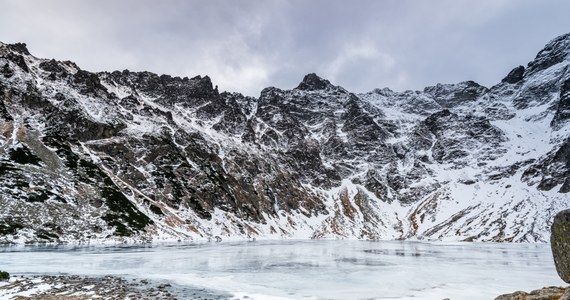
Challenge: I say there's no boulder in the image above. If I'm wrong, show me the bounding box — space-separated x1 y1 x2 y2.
552 209 570 283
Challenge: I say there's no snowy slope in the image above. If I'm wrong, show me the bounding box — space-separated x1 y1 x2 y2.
0 33 569 244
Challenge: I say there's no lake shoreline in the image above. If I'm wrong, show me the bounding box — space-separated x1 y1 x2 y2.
2 273 569 300
0 274 230 300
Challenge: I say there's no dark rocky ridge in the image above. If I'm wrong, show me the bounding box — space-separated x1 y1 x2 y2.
0 33 569 243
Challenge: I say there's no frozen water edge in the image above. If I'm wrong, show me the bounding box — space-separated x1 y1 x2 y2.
0 240 565 300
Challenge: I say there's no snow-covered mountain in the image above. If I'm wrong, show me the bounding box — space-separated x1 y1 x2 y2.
0 33 569 244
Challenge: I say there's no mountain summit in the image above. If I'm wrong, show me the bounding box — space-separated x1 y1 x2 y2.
295 73 334 91
0 33 569 244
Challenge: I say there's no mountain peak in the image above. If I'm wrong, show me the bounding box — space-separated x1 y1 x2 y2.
501 65 525 84
295 73 333 91
526 33 570 75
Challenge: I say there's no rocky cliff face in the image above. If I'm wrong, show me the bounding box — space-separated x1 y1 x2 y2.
0 33 569 244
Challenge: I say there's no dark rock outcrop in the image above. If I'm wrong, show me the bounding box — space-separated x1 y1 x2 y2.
5 53 29 72
523 138 570 193
501 66 525 84
410 109 505 164
526 33 570 76
6 43 30 55
296 73 333 91
423 81 487 108
552 78 570 130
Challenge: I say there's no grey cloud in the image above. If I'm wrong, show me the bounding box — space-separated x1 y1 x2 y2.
1 0 570 96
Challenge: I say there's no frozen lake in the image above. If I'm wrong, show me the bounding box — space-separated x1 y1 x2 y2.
0 240 564 299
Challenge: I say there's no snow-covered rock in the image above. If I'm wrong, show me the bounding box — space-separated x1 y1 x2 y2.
0 33 569 244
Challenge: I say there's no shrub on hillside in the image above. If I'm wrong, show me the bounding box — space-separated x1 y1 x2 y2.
0 271 9 281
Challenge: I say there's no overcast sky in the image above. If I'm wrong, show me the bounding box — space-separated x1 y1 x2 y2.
1 0 570 96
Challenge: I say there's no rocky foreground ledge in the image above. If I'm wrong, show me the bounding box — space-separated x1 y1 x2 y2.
495 286 570 300
0 275 230 300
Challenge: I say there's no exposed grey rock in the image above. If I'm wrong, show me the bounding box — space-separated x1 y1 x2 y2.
39 59 67 73
5 52 29 72
552 78 570 130
0 274 228 299
552 209 570 283
495 291 528 300
495 287 566 300
423 80 487 108
410 109 506 164
526 33 570 76
6 42 30 55
502 66 525 84
1 63 13 78
295 73 333 91
523 138 570 193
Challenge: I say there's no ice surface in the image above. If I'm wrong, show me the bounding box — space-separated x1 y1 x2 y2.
0 240 563 300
